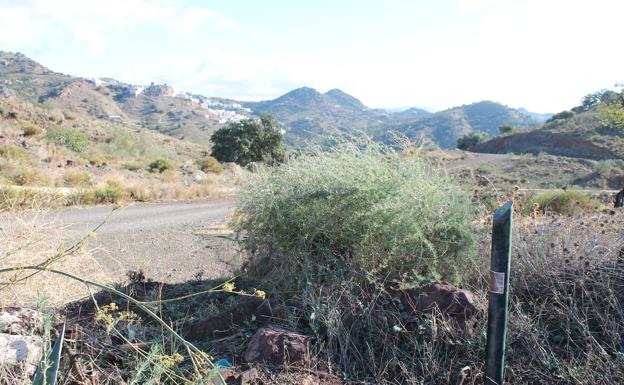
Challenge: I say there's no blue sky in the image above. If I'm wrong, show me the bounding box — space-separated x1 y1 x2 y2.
0 0 623 112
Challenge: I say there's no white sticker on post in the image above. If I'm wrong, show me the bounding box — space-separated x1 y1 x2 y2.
489 271 505 294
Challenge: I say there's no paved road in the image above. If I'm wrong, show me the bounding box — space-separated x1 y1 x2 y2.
444 152 517 171
45 199 242 284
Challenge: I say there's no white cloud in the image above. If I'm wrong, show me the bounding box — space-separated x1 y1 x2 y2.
0 0 239 53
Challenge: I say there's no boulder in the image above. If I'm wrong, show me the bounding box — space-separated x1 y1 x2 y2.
243 325 310 365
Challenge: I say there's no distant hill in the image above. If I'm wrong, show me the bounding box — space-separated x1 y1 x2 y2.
516 108 552 123
244 87 394 146
0 51 249 144
0 51 550 149
472 106 624 160
245 89 538 148
373 101 538 148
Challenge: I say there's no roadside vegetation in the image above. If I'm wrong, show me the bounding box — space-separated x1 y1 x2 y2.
0 98 242 211
2 140 622 384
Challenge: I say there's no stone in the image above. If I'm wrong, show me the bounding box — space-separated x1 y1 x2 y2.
243 325 310 365
402 282 477 318
185 297 284 340
193 170 207 183
397 282 479 333
0 333 43 374
0 307 43 335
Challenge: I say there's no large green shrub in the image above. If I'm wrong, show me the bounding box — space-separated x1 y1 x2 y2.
234 143 477 292
46 126 88 152
211 114 284 167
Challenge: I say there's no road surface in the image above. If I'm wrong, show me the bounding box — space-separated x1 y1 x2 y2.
45 199 241 284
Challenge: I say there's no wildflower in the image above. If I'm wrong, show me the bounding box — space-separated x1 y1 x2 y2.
88 231 97 238
254 289 266 299
392 324 402 332
222 282 235 292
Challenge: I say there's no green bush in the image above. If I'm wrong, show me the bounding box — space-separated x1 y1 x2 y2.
195 156 224 174
0 144 29 160
529 189 594 215
71 179 129 205
9 167 46 186
20 120 43 136
147 159 174 173
234 143 477 293
62 170 92 187
211 114 284 167
457 131 489 150
46 126 88 152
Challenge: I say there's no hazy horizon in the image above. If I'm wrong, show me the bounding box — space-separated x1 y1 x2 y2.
1 0 623 113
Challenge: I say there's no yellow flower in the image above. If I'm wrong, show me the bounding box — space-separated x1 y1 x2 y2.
88 231 97 238
254 290 266 300
222 282 235 292
109 302 118 310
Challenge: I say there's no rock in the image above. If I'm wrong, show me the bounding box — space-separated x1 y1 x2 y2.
402 282 477 317
193 170 207 183
235 368 260 385
0 307 43 335
223 162 243 175
243 325 310 365
185 297 285 340
397 282 479 333
0 333 43 374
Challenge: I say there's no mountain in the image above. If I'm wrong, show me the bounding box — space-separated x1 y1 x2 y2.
244 87 394 146
516 108 553 123
373 101 539 148
0 52 550 149
245 90 538 148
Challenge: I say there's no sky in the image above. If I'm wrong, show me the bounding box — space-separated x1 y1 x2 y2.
0 0 623 113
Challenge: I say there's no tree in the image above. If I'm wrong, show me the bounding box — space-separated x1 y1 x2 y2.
210 114 285 167
457 132 489 150
598 85 624 130
546 110 574 123
498 125 514 135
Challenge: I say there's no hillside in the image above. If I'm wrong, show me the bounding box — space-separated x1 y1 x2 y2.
0 51 249 144
0 95 235 208
472 101 624 160
373 100 538 148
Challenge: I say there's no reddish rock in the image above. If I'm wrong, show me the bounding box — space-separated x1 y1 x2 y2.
403 282 477 318
243 325 310 365
393 282 480 334
185 297 285 340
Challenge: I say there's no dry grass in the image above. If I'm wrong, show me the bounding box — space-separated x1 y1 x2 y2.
0 212 118 307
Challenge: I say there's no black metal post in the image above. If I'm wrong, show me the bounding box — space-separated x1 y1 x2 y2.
615 188 624 208
485 201 513 385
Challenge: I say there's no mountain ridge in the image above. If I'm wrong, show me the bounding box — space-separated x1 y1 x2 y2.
1 51 548 148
